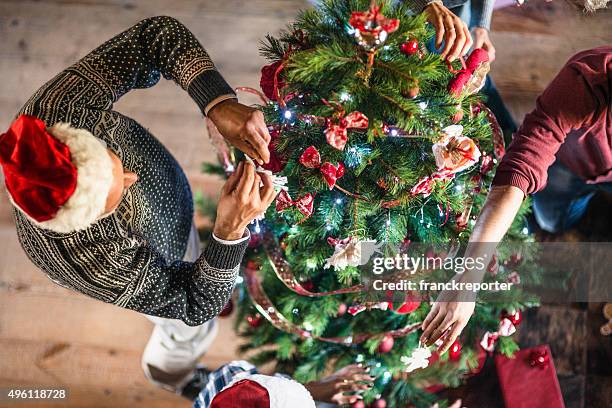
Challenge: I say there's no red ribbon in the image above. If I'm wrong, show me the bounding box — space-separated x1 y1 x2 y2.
349 6 400 35
299 146 345 189
275 190 314 218
325 112 369 151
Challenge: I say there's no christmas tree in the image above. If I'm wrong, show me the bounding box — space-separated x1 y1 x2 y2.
202 1 540 406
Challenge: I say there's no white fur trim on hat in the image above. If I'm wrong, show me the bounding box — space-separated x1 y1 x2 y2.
16 123 114 233
223 374 315 408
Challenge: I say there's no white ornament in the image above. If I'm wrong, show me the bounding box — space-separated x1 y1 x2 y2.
324 239 382 270
401 345 432 373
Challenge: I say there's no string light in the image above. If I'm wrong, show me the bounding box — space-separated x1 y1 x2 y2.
255 219 262 234
326 224 333 231
335 198 343 204
522 227 529 235
390 128 399 137
303 322 314 331
419 101 428 110
235 276 244 285
283 110 293 120
340 92 351 102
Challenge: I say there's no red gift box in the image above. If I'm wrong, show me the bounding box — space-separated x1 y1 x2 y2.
495 345 564 408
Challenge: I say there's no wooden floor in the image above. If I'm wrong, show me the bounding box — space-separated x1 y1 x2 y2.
0 1 610 407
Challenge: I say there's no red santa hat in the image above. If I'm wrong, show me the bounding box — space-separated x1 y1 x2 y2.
0 115 114 233
211 374 315 408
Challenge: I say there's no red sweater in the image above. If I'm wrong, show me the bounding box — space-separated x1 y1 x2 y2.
493 46 612 195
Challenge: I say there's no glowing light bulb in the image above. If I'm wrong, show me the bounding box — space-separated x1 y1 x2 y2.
340 92 351 102
335 198 343 204
390 129 399 136
284 110 293 119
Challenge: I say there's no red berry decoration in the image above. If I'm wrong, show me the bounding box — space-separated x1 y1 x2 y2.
372 399 387 408
502 309 522 326
448 340 462 361
337 303 348 316
351 401 365 408
529 348 550 369
218 299 233 318
247 314 263 328
377 334 394 353
400 39 419 55
302 280 315 291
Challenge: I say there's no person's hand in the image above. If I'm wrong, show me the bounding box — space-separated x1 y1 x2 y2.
213 161 277 240
424 2 473 61
208 100 271 165
472 27 496 62
304 364 374 405
420 284 476 354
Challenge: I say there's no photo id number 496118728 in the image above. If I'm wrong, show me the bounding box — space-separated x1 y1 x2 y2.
1 388 68 403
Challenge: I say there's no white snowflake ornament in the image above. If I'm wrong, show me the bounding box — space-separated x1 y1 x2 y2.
401 345 432 373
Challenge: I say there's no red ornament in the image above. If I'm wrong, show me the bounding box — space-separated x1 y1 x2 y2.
528 348 550 369
337 303 348 316
400 39 419 55
377 334 394 353
299 146 321 168
261 129 286 173
452 107 464 123
218 299 234 318
246 314 263 328
502 309 522 326
275 190 314 217
351 401 366 408
324 111 369 151
301 280 315 291
405 85 419 99
299 145 345 189
371 399 387 408
448 340 462 361
260 61 285 101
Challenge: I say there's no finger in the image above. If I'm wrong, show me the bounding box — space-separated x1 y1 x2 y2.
440 18 457 58
460 25 473 56
447 20 466 61
238 141 263 165
488 46 496 62
428 313 455 344
258 172 277 206
421 303 439 331
224 161 245 194
257 123 272 144
439 321 466 354
250 172 262 196
434 15 445 49
236 161 255 199
421 309 444 344
246 126 270 165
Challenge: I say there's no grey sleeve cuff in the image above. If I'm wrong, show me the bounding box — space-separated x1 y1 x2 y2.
405 0 441 13
187 69 236 116
200 231 250 271
471 0 495 30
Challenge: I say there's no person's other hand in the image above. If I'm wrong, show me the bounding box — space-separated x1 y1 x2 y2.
208 100 271 165
213 161 277 240
424 2 473 61
472 27 496 62
304 364 374 405
420 285 476 354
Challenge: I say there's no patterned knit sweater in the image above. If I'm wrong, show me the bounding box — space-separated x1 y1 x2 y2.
13 16 247 326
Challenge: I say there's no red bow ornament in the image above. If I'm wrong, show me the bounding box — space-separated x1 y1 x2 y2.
325 112 369 151
480 317 517 352
299 146 345 189
275 189 314 217
349 6 400 50
448 48 490 97
410 171 455 197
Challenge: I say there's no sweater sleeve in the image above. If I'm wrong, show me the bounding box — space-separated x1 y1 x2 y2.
120 233 249 326
70 16 235 115
470 0 495 30
492 47 610 195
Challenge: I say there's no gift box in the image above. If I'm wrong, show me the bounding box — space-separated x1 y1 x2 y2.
495 345 564 408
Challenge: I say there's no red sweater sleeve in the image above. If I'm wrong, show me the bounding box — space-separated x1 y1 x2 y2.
492 47 611 195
